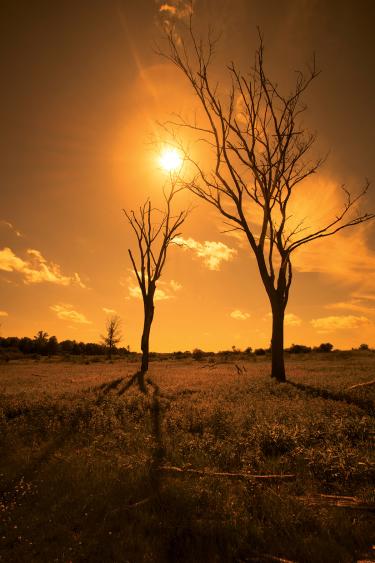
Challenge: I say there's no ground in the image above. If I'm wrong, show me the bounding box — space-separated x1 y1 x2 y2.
0 353 374 562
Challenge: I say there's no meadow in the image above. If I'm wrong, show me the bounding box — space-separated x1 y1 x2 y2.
0 353 374 562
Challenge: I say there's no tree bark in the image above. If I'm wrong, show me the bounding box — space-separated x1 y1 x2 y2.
139 296 155 392
270 300 286 382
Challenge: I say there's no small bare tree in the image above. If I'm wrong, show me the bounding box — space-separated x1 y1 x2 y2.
160 23 374 382
124 186 188 391
101 315 122 359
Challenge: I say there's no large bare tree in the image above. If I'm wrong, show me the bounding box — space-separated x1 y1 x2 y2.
124 185 188 391
160 23 374 382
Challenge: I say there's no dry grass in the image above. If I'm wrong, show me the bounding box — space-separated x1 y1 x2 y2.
0 353 374 562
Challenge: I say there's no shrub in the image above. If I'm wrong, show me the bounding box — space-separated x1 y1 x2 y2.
254 348 266 356
315 342 333 352
192 348 205 360
288 344 312 354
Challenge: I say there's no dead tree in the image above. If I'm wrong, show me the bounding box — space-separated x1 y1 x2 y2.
101 315 122 359
160 23 374 382
124 186 188 391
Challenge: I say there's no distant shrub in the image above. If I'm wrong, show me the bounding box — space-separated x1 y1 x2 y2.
173 351 191 360
288 344 312 354
359 343 369 351
244 347 253 354
314 342 333 353
254 348 266 356
192 348 205 360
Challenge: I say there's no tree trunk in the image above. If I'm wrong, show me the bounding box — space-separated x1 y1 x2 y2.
139 297 155 392
270 300 286 382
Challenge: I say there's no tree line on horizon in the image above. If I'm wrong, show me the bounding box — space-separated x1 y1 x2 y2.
0 331 130 358
0 333 371 360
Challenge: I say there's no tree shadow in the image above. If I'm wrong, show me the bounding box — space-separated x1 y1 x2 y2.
95 368 166 493
286 380 374 417
2 369 166 506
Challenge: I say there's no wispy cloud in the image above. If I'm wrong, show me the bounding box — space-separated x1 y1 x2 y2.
158 1 193 20
50 304 92 324
0 247 86 287
285 313 302 327
230 309 250 320
0 310 8 317
0 220 23 238
310 315 370 333
326 294 375 316
174 236 236 270
288 176 375 293
102 307 117 315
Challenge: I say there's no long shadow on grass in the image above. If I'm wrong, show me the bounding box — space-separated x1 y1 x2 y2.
287 380 374 417
1 371 152 498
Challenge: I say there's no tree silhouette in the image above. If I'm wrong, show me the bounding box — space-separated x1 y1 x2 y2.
160 23 374 382
124 185 188 391
101 315 122 359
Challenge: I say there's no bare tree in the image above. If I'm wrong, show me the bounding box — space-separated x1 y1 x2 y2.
159 23 374 382
124 186 188 391
101 315 122 359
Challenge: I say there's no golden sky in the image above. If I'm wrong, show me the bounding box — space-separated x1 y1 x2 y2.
1 0 375 351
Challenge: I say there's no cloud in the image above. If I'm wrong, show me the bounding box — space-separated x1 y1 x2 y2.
285 313 302 327
0 220 22 237
288 176 375 293
230 309 250 320
159 3 177 15
158 1 193 20
128 285 172 301
102 307 117 315
170 279 182 291
174 236 237 270
0 247 86 287
50 304 92 324
310 315 370 333
326 294 375 316
0 310 8 317
127 272 182 301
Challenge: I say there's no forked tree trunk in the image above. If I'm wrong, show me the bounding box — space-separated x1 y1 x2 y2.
270 300 286 382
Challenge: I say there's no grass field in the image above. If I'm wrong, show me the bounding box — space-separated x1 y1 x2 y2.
0 353 374 562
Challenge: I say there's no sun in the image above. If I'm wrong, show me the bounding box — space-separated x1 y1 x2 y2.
159 148 183 172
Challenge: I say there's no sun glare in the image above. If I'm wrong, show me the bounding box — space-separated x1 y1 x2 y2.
159 148 183 172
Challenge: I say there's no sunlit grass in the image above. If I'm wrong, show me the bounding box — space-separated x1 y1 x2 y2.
0 354 374 562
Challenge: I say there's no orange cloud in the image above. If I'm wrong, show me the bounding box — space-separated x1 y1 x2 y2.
0 310 8 317
173 236 237 270
284 313 302 327
102 307 117 314
326 297 375 316
0 220 22 237
0 247 86 287
159 4 177 15
310 315 370 333
158 1 193 19
230 309 250 320
50 304 91 324
127 277 181 301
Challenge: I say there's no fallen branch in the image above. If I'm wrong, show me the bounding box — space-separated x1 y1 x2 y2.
246 555 296 563
157 465 295 481
298 494 375 511
347 379 375 391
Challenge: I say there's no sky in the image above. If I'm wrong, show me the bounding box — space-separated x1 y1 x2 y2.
1 0 375 351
